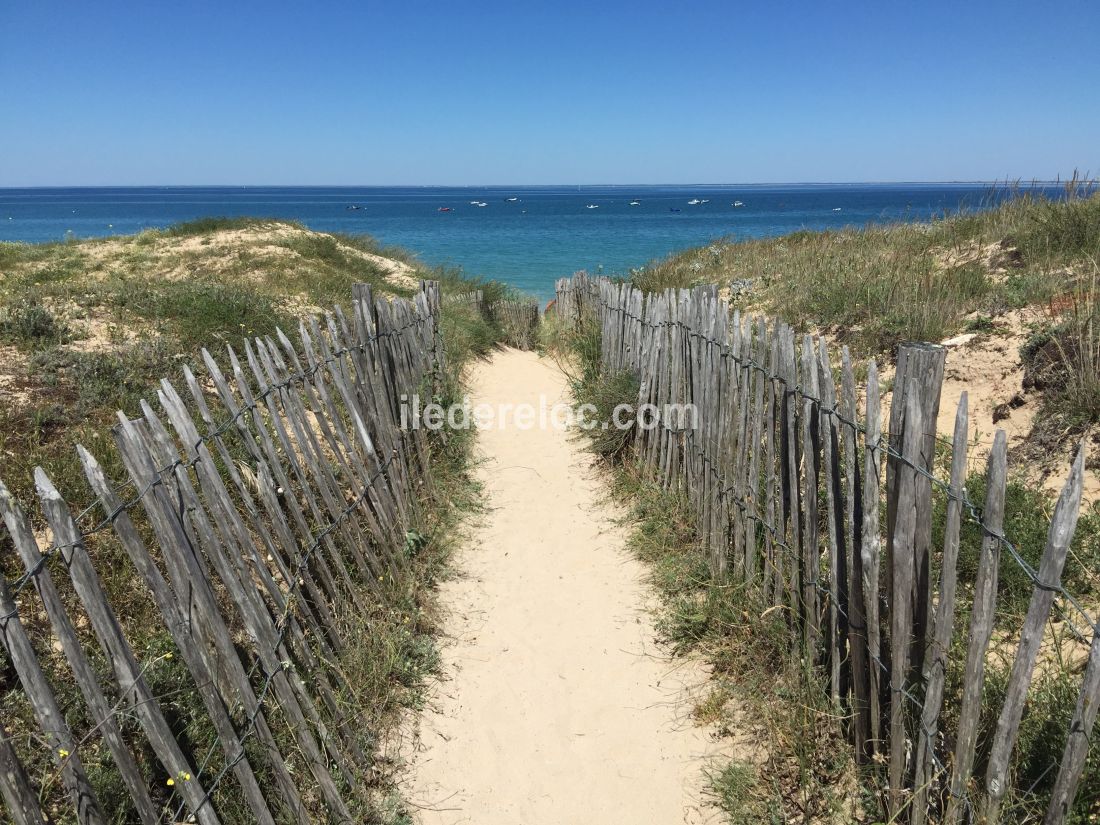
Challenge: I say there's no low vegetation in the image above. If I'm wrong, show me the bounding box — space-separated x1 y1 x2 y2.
630 181 1099 359
0 220 504 822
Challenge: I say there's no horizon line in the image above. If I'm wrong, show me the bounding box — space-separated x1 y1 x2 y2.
0 179 1083 191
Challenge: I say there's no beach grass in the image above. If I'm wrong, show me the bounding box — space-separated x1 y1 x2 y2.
631 181 1100 358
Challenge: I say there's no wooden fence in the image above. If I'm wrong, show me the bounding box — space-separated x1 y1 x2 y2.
0 282 444 824
556 274 1100 824
553 271 599 326
442 288 485 314
488 299 540 350
443 289 540 350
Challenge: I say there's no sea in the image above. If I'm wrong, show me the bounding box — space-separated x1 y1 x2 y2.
0 184 1063 299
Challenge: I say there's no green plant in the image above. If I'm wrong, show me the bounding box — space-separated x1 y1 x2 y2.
708 762 760 822
965 314 997 333
162 216 286 237
0 300 69 345
1018 269 1100 433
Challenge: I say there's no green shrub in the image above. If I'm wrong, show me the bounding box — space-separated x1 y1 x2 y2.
0 300 68 345
161 216 284 237
942 472 1100 616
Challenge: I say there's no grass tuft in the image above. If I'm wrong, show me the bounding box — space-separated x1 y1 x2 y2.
0 299 70 346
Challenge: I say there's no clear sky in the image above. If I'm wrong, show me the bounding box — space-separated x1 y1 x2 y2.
3 0 1098 186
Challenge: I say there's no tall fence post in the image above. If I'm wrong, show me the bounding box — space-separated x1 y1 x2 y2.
886 342 945 682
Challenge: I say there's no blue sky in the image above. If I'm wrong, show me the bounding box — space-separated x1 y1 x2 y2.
3 0 1098 185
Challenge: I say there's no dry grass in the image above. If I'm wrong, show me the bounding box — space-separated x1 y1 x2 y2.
631 182 1100 359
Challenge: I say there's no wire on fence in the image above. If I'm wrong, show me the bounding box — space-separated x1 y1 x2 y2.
568 278 1097 818
593 292 1100 640
3 307 433 597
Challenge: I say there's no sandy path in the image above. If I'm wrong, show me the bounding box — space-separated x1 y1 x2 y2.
405 348 723 825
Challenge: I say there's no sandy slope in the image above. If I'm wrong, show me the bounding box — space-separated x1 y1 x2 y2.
403 348 724 825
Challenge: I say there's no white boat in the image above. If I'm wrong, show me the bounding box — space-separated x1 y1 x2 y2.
687 199 701 205
629 200 641 206
832 207 842 212
476 202 488 207
586 204 599 209
733 201 744 207
506 197 518 202
700 199 710 203
469 200 481 205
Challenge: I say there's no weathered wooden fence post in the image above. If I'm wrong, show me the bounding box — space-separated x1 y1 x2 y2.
0 722 47 825
911 392 969 825
888 387 923 817
944 431 1008 825
1045 625 1100 824
886 342 945 682
983 445 1086 822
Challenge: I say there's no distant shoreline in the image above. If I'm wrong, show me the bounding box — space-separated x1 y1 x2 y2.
0 180 1077 191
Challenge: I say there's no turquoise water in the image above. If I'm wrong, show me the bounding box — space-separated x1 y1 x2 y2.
0 184 1059 299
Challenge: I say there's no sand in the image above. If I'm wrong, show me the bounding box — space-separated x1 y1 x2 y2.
403 348 725 825
877 305 1099 503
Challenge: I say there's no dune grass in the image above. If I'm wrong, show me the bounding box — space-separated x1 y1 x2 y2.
631 182 1100 359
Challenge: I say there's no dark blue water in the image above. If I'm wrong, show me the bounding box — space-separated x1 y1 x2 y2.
0 184 1059 298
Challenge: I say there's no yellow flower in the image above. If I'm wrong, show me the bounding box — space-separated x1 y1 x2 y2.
166 778 175 787
58 748 70 758
164 652 173 660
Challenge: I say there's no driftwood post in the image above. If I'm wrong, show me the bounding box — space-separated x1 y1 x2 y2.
0 722 48 825
0 564 105 825
888 386 922 817
861 360 884 761
841 347 870 761
1045 625 1100 824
